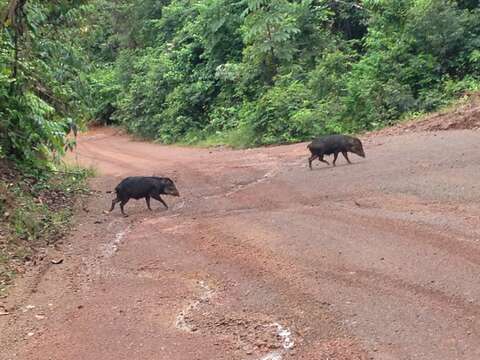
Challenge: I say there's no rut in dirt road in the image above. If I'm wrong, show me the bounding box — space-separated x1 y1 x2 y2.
1 127 480 360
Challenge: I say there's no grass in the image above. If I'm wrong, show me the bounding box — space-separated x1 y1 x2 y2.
0 161 93 294
182 124 259 149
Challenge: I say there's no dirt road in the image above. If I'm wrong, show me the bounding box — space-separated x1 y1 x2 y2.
2 127 480 359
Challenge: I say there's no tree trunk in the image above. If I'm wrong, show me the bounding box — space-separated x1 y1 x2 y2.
265 23 277 85
3 0 28 94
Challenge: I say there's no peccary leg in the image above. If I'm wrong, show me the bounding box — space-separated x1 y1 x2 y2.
110 197 120 212
152 194 168 209
145 196 152 210
333 152 339 166
308 154 318 170
319 155 330 166
120 199 129 217
342 151 352 164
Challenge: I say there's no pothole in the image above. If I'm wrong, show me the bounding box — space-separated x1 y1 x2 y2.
210 316 297 358
260 353 282 360
177 306 298 358
173 279 299 358
258 322 295 360
175 280 215 332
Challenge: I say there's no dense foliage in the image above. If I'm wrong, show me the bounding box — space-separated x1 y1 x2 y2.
0 161 92 288
85 0 480 146
0 1 93 285
1 0 480 158
1 0 92 169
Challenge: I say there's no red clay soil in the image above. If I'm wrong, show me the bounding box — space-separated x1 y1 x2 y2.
371 92 480 136
1 124 480 360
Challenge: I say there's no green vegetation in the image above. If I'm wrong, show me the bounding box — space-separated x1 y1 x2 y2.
2 1 480 155
1 0 94 168
83 0 480 146
1 0 94 287
0 162 92 290
0 0 479 287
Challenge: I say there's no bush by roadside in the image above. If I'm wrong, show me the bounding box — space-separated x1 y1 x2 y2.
0 161 93 294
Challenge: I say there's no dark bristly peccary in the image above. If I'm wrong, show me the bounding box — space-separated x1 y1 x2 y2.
109 176 180 217
307 135 365 169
